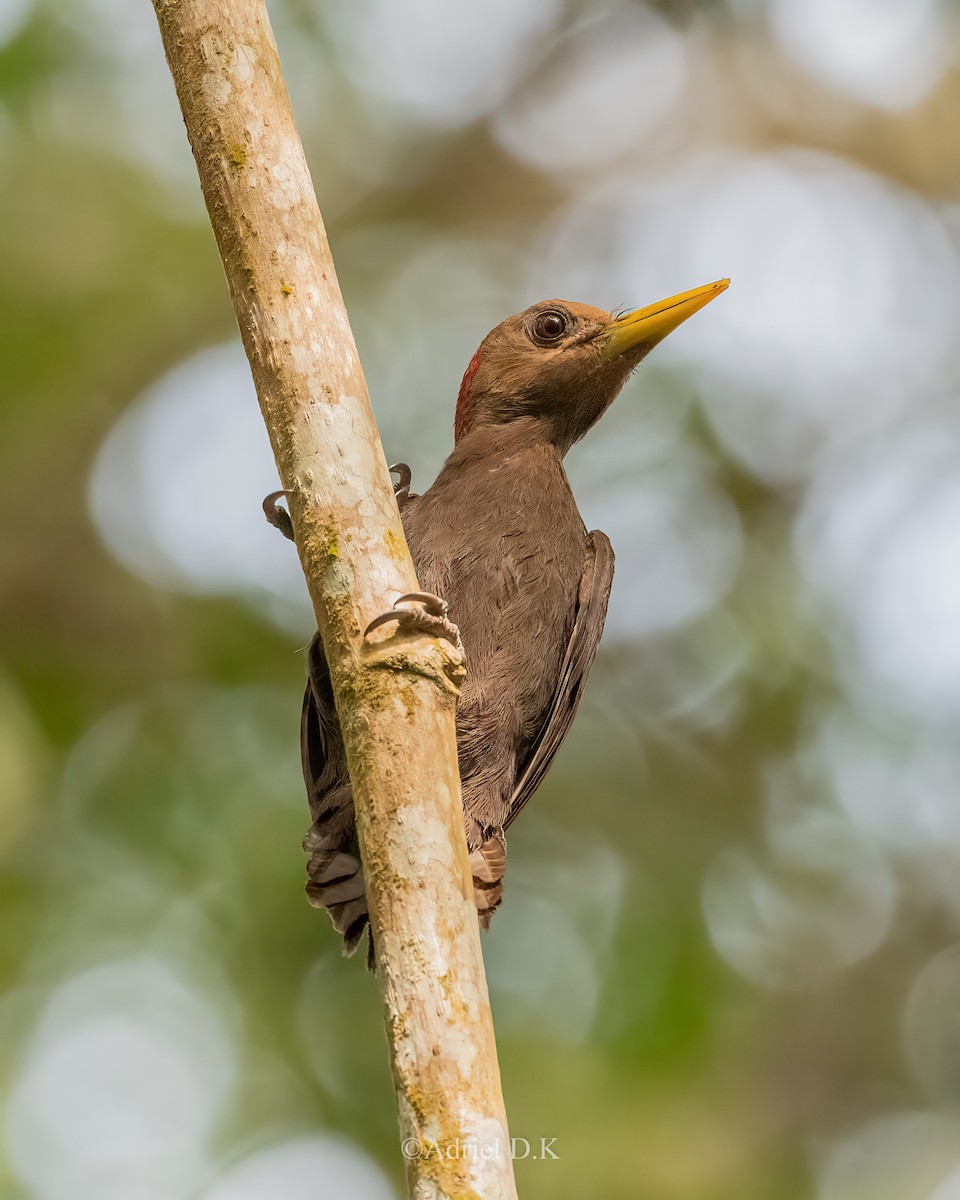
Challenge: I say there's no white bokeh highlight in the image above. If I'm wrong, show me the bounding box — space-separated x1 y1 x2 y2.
4 957 236 1200
586 466 742 640
89 342 313 632
903 945 960 1104
769 0 948 111
0 0 32 47
484 831 624 1042
818 1112 960 1200
322 0 560 128
816 709 960 866
201 1136 395 1200
493 7 687 172
799 423 960 722
703 753 897 991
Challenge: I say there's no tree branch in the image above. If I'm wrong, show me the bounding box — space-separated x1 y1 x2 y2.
148 2 518 1195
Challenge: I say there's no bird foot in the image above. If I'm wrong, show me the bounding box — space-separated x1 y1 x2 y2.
389 462 414 510
263 490 295 542
264 466 413 542
364 592 462 650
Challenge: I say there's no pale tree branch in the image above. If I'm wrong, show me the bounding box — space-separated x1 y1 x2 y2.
148 2 518 1196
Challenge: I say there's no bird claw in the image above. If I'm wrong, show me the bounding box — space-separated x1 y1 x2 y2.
263 490 295 542
364 592 462 649
389 463 413 510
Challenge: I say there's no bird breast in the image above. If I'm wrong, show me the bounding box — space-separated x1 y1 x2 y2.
402 442 587 737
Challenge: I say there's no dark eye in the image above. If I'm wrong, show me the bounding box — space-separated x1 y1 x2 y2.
531 308 569 344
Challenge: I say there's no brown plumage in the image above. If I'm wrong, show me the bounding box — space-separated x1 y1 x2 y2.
290 280 729 958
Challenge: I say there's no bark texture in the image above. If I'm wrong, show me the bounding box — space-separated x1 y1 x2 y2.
149 3 518 1196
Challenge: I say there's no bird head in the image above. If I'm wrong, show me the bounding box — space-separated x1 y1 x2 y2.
454 278 729 452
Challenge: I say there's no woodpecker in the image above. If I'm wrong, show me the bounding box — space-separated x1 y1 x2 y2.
267 278 728 958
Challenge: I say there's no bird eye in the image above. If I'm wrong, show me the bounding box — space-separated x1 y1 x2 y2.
530 308 569 344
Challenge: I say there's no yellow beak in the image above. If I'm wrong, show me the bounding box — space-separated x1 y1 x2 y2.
605 278 729 358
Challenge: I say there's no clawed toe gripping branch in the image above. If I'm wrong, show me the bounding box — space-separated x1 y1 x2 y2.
262 489 295 541
365 592 463 650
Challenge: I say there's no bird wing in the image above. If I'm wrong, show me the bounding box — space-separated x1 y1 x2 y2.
504 530 615 830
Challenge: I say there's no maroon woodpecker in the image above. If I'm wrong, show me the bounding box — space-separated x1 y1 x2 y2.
267 278 728 958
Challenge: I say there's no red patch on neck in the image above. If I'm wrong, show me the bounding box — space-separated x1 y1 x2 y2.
454 350 482 442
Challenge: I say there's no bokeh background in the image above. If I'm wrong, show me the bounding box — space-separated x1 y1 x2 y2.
3 0 960 1196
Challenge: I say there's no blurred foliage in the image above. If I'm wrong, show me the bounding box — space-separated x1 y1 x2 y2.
3 0 960 1198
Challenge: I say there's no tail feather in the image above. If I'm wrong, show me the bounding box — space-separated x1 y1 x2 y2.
303 827 370 955
330 899 370 956
469 831 506 930
301 628 509 961
304 821 508 956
